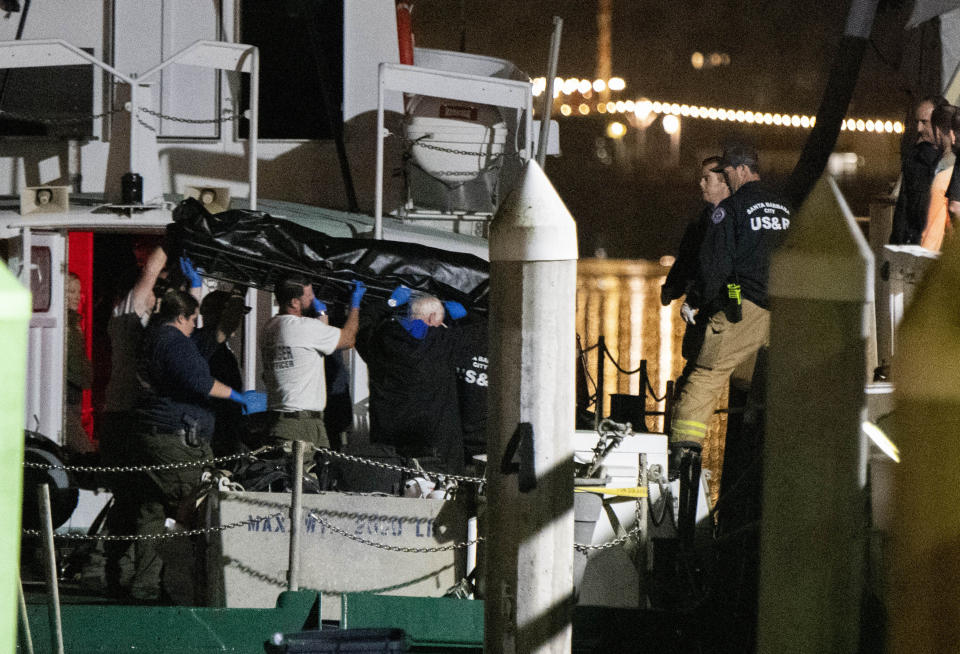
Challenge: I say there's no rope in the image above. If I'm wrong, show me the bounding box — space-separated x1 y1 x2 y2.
600 343 667 402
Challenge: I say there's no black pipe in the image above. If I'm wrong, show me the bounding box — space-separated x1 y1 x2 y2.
783 0 880 211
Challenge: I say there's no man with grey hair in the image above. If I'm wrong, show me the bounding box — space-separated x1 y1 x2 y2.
355 288 484 475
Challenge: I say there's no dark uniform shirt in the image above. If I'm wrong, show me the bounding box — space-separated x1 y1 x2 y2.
193 326 244 454
891 140 940 245
698 180 791 314
662 204 713 309
135 324 216 439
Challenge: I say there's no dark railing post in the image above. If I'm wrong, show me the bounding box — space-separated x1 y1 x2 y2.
595 335 605 429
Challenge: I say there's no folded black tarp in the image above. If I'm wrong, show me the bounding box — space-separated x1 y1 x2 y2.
167 198 489 309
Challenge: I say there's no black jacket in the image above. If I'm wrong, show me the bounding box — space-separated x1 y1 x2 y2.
662 204 713 308
698 180 791 313
356 307 486 471
890 140 941 245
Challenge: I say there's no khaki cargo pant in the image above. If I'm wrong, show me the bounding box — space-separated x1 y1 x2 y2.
670 299 769 445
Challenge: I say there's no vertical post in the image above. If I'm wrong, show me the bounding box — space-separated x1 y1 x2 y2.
639 360 648 431
595 335 605 429
38 485 64 654
0 261 29 654
17 577 33 654
758 177 872 653
287 440 304 592
374 63 386 240
248 47 260 211
887 205 960 653
486 160 578 654
128 79 138 177
536 17 563 168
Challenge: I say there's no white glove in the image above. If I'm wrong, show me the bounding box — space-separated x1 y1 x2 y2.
681 302 697 325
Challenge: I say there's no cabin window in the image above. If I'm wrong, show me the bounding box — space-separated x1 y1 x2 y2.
238 0 343 140
0 55 95 138
30 246 52 313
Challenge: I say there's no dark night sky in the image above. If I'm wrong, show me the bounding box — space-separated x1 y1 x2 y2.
411 1 930 258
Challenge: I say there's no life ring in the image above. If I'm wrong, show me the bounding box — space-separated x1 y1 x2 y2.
396 1 414 65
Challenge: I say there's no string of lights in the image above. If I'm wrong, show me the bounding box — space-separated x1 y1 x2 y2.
532 77 904 136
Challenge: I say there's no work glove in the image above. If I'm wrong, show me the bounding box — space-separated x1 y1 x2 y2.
312 298 328 315
680 302 697 325
179 256 203 289
443 300 467 320
350 280 367 309
228 389 250 413
240 390 267 415
388 285 412 307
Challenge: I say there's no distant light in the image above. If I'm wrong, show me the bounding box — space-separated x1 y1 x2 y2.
560 104 572 116
607 121 627 138
810 116 816 126
562 78 578 95
717 108 728 120
624 100 635 112
862 420 900 463
709 52 722 67
608 77 626 91
662 114 680 135
745 111 755 123
597 103 607 113
680 104 691 116
689 106 701 118
615 100 625 113
865 119 874 132
773 114 783 125
606 101 616 113
884 120 894 133
894 121 904 133
578 79 592 94
800 115 811 128
846 118 856 130
670 103 681 115
763 113 773 125
875 121 885 133
635 99 652 120
659 255 676 267
593 78 606 93
721 53 731 65
652 101 663 113
856 119 865 131
735 110 745 122
553 86 561 98
708 107 718 119
578 103 590 115
691 52 704 70
791 115 801 127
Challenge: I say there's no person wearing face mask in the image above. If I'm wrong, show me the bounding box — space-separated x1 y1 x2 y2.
660 155 731 394
125 288 250 603
260 276 365 451
65 271 94 455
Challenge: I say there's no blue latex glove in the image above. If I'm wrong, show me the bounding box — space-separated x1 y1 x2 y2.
388 285 412 308
350 280 367 309
228 389 249 413
312 298 327 315
179 256 203 288
400 317 429 340
443 300 467 320
241 390 267 415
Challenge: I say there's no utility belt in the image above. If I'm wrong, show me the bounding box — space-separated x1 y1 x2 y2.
270 410 324 420
144 416 210 447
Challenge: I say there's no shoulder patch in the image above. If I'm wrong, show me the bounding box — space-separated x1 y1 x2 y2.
710 207 726 224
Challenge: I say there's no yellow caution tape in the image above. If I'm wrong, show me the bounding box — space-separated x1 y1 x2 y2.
574 486 647 498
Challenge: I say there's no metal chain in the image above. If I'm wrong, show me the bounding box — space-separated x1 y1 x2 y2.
23 446 283 474
308 512 483 553
574 518 644 553
396 133 503 158
138 106 243 124
20 516 271 542
0 107 123 125
314 447 484 486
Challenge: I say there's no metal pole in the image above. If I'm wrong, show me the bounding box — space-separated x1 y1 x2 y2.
17 577 34 654
374 63 386 240
248 47 260 211
38 484 64 654
595 335 605 429
287 440 304 592
127 80 138 178
536 17 563 167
